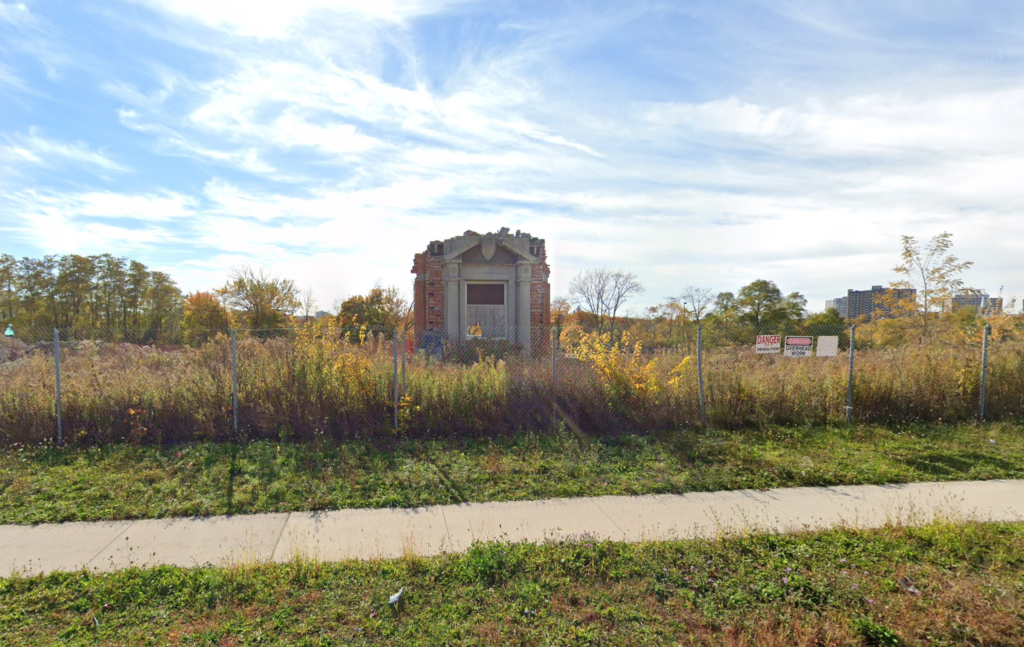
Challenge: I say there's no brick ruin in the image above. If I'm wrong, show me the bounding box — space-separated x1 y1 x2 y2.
411 228 550 354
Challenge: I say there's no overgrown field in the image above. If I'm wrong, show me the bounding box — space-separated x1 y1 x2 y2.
2 323 1024 445
4 522 1024 645
2 422 1021 525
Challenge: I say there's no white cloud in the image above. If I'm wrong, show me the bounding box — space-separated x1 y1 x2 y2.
0 60 31 92
2 188 196 222
0 131 131 172
0 1 32 26
7 1 1024 312
128 0 469 38
0 189 194 256
642 89 1024 156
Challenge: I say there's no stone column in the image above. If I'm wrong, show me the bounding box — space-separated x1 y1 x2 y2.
444 261 461 342
516 260 532 354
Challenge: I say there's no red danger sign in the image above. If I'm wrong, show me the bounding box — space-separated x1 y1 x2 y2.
756 335 781 354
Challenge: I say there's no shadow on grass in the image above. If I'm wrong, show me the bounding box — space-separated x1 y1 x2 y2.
424 455 468 504
226 441 238 515
895 451 1021 478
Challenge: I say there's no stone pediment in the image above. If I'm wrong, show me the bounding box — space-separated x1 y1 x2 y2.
443 229 539 264
461 245 519 264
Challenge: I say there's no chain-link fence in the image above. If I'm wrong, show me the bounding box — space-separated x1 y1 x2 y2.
1 317 1021 446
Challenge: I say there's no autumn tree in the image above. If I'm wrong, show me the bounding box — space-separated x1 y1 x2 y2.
550 296 572 324
736 280 781 327
890 232 975 339
182 292 232 343
336 283 410 331
148 271 182 336
16 256 57 327
219 266 300 330
54 254 96 327
0 251 182 338
550 295 572 341
736 280 805 329
94 254 127 332
712 291 737 322
0 254 16 320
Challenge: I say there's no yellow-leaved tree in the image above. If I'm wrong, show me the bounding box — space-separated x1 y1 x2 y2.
569 331 659 412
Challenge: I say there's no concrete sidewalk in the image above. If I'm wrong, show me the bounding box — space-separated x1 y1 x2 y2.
2 480 1022 577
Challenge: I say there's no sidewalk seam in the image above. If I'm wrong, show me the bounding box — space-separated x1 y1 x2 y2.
85 520 137 569
439 507 453 551
590 499 625 538
271 513 291 561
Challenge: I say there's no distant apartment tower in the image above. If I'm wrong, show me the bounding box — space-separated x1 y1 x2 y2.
845 285 916 320
825 297 849 318
952 292 1003 314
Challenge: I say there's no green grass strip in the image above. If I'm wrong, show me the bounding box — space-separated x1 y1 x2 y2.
3 522 1023 645
1 422 1022 525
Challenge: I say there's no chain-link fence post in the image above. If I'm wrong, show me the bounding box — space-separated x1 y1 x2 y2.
697 324 707 427
231 330 238 438
393 328 399 431
552 327 557 431
53 328 63 447
980 323 990 420
846 324 856 425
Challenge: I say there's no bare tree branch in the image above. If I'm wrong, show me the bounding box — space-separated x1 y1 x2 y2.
568 268 644 336
675 285 715 323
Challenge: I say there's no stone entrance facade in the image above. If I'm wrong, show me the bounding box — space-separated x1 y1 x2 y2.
411 228 550 354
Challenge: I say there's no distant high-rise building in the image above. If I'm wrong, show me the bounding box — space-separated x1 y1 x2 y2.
825 297 848 318
844 285 916 320
952 292 1003 314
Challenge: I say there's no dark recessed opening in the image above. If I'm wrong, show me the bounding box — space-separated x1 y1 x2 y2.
467 283 504 305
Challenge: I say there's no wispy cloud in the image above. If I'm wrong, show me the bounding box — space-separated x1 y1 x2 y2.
127 0 472 38
3 0 1024 310
642 90 1024 155
0 1 33 26
0 188 196 256
0 60 28 91
0 131 131 173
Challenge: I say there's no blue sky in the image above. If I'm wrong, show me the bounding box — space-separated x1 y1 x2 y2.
2 0 1023 313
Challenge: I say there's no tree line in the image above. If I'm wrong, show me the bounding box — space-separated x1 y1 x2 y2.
0 252 412 342
0 253 181 336
558 232 1019 349
560 269 823 347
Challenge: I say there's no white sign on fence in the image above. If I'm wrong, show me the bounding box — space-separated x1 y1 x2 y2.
784 336 814 357
755 334 782 354
816 336 839 357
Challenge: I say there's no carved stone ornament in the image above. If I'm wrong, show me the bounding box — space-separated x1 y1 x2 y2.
481 233 497 261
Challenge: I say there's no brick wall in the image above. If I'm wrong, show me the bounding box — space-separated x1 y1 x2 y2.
529 241 550 327
424 256 444 331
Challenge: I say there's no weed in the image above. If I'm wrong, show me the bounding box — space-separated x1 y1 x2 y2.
1 422 1021 524
3 522 1023 645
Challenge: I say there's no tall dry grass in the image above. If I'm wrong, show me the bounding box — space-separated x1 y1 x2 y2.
1 325 1022 446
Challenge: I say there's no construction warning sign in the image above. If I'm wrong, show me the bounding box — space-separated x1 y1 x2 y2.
755 334 781 354
784 336 814 357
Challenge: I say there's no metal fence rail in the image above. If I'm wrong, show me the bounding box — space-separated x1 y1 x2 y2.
0 317 1021 446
